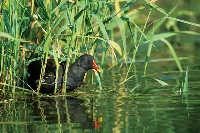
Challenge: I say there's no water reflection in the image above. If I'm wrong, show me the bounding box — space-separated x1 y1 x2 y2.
1 46 200 132
1 68 200 133
0 95 100 133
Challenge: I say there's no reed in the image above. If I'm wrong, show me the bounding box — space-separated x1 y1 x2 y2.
1 0 197 95
0 0 126 94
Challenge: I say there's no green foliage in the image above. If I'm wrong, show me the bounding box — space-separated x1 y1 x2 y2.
153 78 169 86
0 0 199 95
183 67 188 92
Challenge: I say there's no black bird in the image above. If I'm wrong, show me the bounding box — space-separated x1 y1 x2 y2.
27 54 101 93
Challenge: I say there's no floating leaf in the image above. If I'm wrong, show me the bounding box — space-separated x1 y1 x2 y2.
153 78 169 86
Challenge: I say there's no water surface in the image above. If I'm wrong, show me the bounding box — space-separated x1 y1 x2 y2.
0 46 200 133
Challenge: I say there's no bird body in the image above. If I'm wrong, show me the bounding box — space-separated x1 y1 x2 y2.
27 54 100 93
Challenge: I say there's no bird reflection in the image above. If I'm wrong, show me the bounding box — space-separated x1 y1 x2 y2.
28 96 99 131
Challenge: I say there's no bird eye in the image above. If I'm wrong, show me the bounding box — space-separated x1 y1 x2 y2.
87 60 91 64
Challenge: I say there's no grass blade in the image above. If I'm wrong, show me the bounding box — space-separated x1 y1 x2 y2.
183 67 188 92
113 16 127 60
165 17 200 27
161 39 183 71
91 14 109 41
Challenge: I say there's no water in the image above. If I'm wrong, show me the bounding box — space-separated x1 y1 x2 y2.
1 46 200 133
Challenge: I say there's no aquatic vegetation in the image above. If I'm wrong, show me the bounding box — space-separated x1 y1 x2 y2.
0 0 199 95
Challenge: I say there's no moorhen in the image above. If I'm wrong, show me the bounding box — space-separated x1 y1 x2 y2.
27 54 101 93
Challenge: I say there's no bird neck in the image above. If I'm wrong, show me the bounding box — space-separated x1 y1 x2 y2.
69 62 87 76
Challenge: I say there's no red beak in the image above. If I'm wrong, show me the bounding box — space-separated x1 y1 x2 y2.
92 60 101 72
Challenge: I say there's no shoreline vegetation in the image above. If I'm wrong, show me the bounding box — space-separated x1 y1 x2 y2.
0 0 199 96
